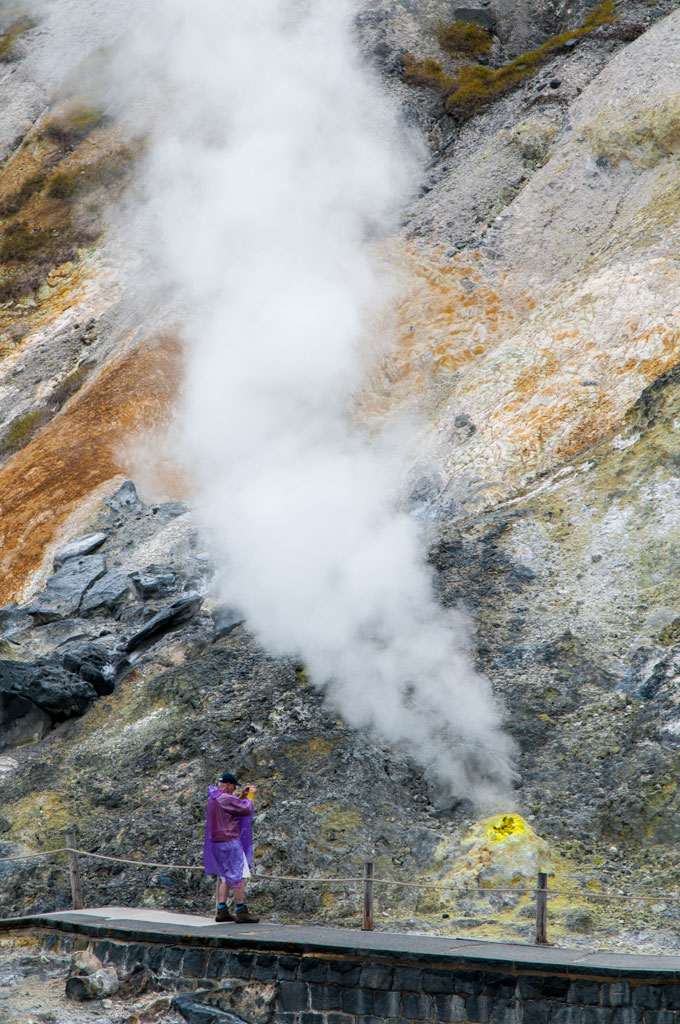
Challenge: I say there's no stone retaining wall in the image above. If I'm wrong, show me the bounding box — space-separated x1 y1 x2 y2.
40 930 680 1024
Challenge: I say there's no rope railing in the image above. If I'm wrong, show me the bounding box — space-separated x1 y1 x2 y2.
3 828 678 945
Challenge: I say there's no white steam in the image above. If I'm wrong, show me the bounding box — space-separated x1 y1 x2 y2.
29 0 515 803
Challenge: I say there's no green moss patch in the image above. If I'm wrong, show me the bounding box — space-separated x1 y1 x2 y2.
0 220 76 263
658 617 680 647
0 173 47 219
0 221 58 262
47 147 134 200
0 219 84 303
0 149 134 303
49 364 91 408
39 104 108 151
403 0 617 122
580 93 680 169
1 407 48 454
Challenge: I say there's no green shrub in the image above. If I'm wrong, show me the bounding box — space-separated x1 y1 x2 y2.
436 20 492 58
401 53 457 93
404 0 618 122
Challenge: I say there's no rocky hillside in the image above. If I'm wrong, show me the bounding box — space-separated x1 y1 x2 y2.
1 0 680 956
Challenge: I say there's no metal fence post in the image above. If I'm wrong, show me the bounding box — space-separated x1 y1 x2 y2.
535 870 548 944
66 826 84 910
362 860 374 931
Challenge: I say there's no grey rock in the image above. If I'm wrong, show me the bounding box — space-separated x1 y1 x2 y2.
60 642 119 696
406 825 440 867
130 564 178 599
0 603 33 638
0 659 97 721
105 480 144 514
565 909 594 933
70 950 102 976
453 6 495 31
406 472 443 510
66 965 119 1001
27 555 107 623
0 702 51 753
172 994 250 1024
79 571 130 615
211 605 245 641
0 657 96 749
151 501 190 524
125 593 203 653
53 532 107 569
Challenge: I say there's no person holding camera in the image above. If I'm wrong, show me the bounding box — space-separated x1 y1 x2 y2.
203 770 260 923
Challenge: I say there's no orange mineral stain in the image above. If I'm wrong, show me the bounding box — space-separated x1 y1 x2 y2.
0 334 181 606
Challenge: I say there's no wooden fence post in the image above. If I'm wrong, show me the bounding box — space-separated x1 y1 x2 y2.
66 826 84 910
535 870 548 945
362 860 374 931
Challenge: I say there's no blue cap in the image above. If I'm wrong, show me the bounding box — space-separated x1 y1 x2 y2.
219 771 240 786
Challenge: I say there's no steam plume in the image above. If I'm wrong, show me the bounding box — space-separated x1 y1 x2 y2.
30 0 515 803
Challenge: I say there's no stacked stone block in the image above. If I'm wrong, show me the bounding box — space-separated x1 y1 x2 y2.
66 933 680 1024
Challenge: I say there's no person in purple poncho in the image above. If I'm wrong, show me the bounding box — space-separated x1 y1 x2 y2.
204 770 260 923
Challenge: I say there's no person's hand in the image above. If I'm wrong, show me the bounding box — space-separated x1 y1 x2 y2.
243 784 258 795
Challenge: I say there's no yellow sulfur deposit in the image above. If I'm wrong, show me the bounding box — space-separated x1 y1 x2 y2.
486 813 527 842
460 813 550 888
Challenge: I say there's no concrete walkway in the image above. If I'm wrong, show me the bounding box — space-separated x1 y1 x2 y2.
3 907 680 978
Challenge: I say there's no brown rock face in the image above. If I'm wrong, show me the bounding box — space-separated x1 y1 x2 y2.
0 334 180 607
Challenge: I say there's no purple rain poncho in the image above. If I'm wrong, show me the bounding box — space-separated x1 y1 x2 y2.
203 786 254 885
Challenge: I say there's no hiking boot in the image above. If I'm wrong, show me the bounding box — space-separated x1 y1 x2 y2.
235 906 260 923
215 906 235 922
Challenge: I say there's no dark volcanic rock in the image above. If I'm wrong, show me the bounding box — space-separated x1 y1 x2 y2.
453 6 496 31
172 994 250 1024
0 603 33 638
60 643 119 696
126 593 203 653
0 658 97 750
27 555 107 623
130 565 178 599
79 571 131 615
105 479 144 514
0 659 96 719
0 701 51 751
540 631 620 693
151 501 189 524
53 532 107 569
211 605 245 641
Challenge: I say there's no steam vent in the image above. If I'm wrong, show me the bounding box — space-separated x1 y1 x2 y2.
2 0 680 1017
